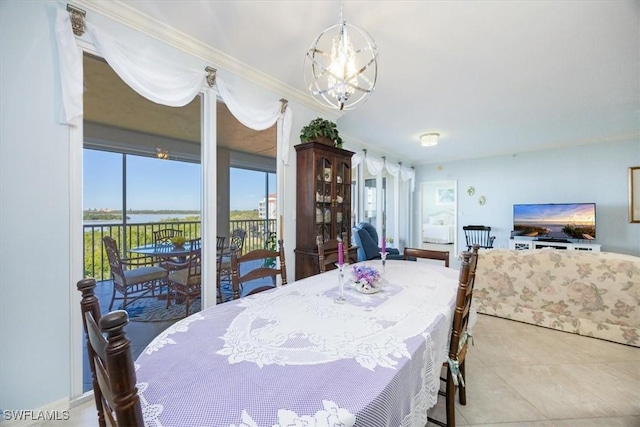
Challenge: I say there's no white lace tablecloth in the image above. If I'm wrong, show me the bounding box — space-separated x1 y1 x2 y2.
135 260 460 427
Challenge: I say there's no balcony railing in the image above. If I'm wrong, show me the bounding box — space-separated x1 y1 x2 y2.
84 219 276 281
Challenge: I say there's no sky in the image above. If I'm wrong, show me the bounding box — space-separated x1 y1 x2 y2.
83 149 275 211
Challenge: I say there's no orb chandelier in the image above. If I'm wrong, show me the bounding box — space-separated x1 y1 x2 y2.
304 2 378 111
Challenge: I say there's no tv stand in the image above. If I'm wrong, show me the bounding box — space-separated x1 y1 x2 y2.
509 238 601 252
535 238 570 243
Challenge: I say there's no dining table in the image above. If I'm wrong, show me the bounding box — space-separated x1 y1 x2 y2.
135 259 462 426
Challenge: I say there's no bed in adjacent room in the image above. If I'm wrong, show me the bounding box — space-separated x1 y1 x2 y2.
422 212 454 244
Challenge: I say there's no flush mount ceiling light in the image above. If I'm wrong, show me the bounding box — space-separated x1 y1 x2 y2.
303 1 378 111
420 133 440 147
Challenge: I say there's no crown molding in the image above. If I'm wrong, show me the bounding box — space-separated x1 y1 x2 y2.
70 0 342 121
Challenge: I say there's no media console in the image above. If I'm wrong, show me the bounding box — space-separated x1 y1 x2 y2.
509 237 601 252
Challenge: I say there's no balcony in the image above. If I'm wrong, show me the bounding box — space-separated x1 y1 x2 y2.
82 217 276 392
84 218 276 280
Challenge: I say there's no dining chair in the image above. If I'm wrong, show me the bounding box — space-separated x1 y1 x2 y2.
462 225 495 250
103 236 168 310
230 239 287 299
316 234 350 273
77 278 144 427
428 244 479 427
402 247 450 267
165 238 202 317
216 236 226 304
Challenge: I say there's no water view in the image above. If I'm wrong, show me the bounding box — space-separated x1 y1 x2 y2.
83 213 199 225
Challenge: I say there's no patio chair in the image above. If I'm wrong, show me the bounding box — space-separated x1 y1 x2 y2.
462 225 495 250
77 278 144 427
402 247 450 267
231 239 287 299
218 229 247 296
165 238 202 317
216 236 226 304
152 228 185 268
152 228 184 244
428 244 479 427
228 228 247 255
103 236 168 310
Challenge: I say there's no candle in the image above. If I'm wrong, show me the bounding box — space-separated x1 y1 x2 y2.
338 241 344 266
381 236 386 254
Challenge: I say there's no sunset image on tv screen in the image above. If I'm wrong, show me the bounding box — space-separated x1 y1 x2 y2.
513 203 596 239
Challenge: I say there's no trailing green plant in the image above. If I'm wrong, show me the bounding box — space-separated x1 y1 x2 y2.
299 117 343 148
263 231 278 268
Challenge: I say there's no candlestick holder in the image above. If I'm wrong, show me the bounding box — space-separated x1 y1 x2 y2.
380 251 388 275
334 263 347 304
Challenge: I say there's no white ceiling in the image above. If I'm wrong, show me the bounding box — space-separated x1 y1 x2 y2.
86 0 639 164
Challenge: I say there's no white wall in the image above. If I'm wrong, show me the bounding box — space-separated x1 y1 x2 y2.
1 1 74 410
414 139 640 257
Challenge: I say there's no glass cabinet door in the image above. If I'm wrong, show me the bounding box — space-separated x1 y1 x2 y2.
335 159 351 240
315 156 333 242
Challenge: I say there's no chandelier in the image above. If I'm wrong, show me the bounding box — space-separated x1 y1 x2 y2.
304 2 378 111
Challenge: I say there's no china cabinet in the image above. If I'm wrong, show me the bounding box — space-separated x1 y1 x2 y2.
294 142 356 280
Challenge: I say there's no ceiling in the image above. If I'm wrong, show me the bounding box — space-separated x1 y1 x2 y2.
82 1 638 165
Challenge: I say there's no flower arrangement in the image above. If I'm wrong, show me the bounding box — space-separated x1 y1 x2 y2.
351 265 381 288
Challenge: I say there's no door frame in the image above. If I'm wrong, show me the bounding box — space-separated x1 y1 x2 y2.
68 42 217 400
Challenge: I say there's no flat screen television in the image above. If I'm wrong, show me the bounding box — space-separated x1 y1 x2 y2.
513 203 596 241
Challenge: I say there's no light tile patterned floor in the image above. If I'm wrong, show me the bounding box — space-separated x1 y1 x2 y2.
70 306 639 426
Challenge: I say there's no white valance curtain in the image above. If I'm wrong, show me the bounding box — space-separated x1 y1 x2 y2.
351 151 415 191
54 8 293 164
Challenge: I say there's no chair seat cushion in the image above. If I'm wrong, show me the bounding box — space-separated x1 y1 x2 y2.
123 266 167 285
169 268 201 287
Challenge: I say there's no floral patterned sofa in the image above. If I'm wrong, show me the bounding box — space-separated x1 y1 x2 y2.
475 249 640 347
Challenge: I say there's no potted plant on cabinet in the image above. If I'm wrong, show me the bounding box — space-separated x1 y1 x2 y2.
300 117 343 148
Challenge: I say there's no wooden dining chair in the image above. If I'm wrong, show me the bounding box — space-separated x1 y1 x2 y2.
103 236 168 310
428 244 479 427
77 278 144 427
402 247 450 267
230 239 287 299
165 238 202 317
316 234 350 273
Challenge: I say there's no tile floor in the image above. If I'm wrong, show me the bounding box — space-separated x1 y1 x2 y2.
68 312 639 426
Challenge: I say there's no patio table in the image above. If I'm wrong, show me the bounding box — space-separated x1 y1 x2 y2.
135 260 460 426
129 242 194 259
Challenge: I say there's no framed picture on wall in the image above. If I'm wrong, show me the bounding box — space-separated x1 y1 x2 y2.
437 188 455 205
630 166 640 223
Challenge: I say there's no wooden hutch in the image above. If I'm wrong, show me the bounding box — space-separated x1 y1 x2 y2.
294 142 356 280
